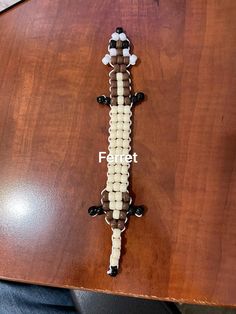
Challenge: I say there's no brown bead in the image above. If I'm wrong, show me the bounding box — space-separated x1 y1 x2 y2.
120 64 127 72
123 73 129 80
116 40 122 48
122 192 130 202
111 98 117 106
117 220 125 230
110 219 118 229
102 202 110 210
119 211 127 220
113 64 120 72
123 88 130 96
124 97 131 105
116 49 123 56
110 88 117 97
124 57 129 65
123 80 130 88
101 190 109 202
117 56 123 64
111 56 117 65
122 202 129 211
111 81 117 88
106 211 113 221
109 72 116 80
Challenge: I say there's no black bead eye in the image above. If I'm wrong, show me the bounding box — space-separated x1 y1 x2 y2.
110 40 116 48
116 27 123 34
122 40 129 49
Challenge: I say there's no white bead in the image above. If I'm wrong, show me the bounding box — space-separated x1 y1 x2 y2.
111 106 118 114
120 183 128 192
111 32 120 41
110 114 117 122
117 80 124 88
106 183 113 192
115 192 122 201
109 130 116 139
117 122 123 130
107 174 114 182
110 201 116 210
112 238 121 249
114 164 122 173
108 165 115 174
116 130 123 138
112 248 121 259
110 256 119 267
109 48 117 56
123 114 131 122
115 201 123 210
117 96 124 105
124 106 131 113
116 73 123 80
113 210 120 219
116 138 123 147
109 122 117 131
123 139 130 148
117 87 123 95
109 139 116 148
121 165 129 175
130 54 137 65
117 105 124 113
123 130 130 139
115 147 123 155
119 33 127 41
102 54 111 65
108 192 116 201
123 48 130 56
113 182 120 191
122 148 129 156
123 122 130 131
121 174 128 183
114 173 121 182
109 148 116 156
113 228 121 238
117 113 123 122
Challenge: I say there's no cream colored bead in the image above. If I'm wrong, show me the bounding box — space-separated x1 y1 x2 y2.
112 238 121 249
113 210 120 219
107 174 114 183
117 80 124 88
117 105 124 113
117 96 124 105
122 139 130 148
122 148 129 156
116 138 123 147
117 87 124 96
115 192 122 201
115 147 123 155
109 130 117 139
106 183 113 192
116 73 123 80
117 113 123 122
122 130 130 139
116 130 123 138
115 201 123 210
121 165 129 175
112 248 121 259
110 106 118 114
109 139 116 148
123 122 130 131
121 174 128 183
124 106 131 113
113 228 121 238
123 114 131 122
107 165 115 174
110 114 117 123
109 122 117 131
109 201 116 210
113 182 120 191
114 165 121 173
120 183 128 192
110 256 119 267
109 148 116 156
114 173 121 182
108 192 115 201
117 122 123 130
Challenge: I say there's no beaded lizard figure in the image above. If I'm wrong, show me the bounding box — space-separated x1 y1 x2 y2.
88 27 145 277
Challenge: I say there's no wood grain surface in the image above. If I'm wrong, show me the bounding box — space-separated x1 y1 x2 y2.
0 0 236 307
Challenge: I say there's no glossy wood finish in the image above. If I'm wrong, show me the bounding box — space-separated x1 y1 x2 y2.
0 0 236 307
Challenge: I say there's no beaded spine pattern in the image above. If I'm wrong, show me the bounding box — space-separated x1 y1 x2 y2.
88 27 144 277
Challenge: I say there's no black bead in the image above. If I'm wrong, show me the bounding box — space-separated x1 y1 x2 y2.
131 95 138 104
88 206 98 216
116 27 123 34
96 206 104 215
122 40 129 49
108 266 118 277
97 95 105 104
110 40 116 48
136 92 145 102
104 97 111 105
135 206 144 217
127 205 136 216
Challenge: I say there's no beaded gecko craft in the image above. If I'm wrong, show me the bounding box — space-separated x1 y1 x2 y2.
88 27 144 277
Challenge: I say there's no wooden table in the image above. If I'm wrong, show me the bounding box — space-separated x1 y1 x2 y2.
0 0 236 307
